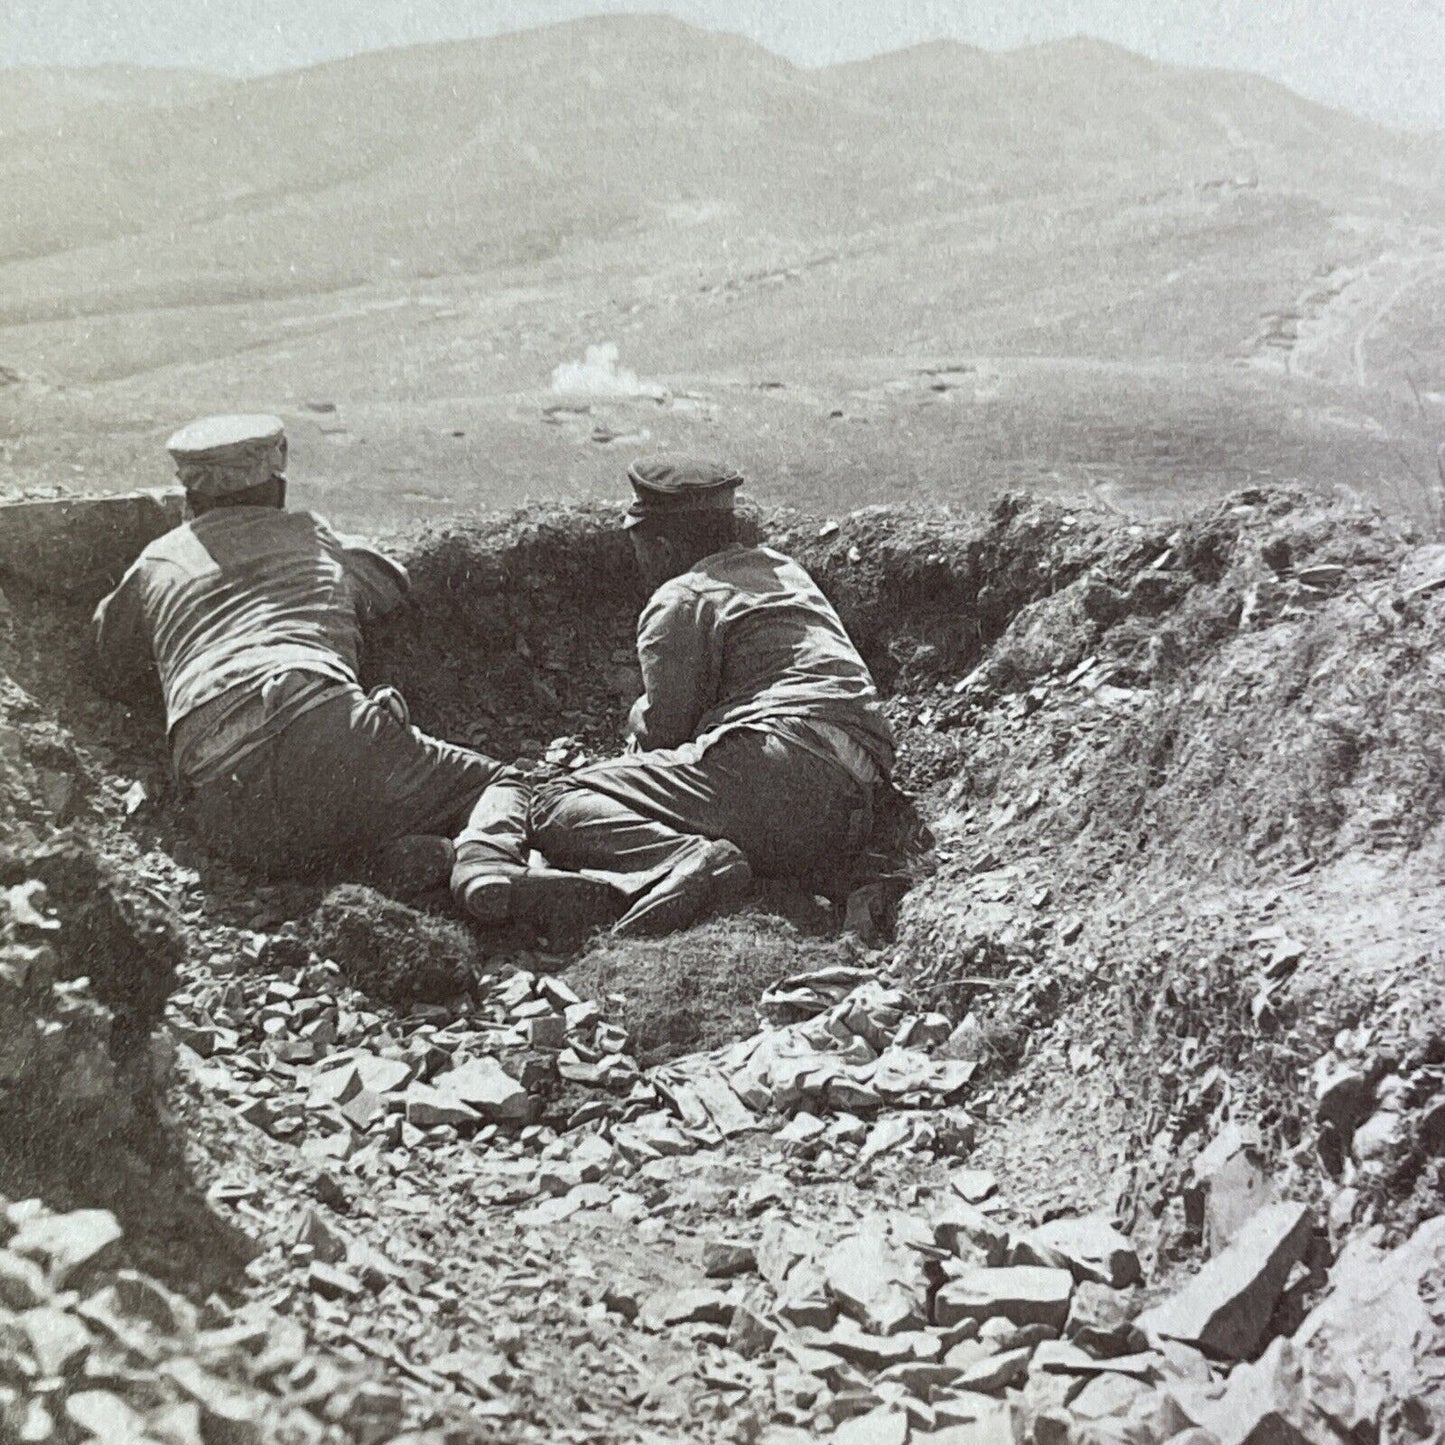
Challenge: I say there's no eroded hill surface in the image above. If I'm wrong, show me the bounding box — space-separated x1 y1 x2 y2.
5 18 1445 547
7 19 1438 297
0 487 1442 1443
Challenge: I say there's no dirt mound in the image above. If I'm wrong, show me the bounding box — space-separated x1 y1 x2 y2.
299 883 482 1007
365 503 644 760
0 841 257 1296
0 639 183 1052
363 494 1173 757
882 487 1445 1247
0 875 131 1155
0 672 99 840
0 836 183 1050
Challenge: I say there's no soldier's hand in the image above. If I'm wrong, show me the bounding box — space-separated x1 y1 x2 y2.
624 695 648 744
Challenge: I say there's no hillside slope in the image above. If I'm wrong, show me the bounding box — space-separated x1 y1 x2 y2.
0 18 872 287
0 62 233 135
819 36 1444 199
2 17 1440 316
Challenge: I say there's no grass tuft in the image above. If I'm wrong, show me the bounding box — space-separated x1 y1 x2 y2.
568 910 856 1066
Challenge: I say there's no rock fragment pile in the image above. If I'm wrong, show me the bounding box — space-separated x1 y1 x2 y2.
169 960 648 1167
559 1144 1443 1445
0 1200 411 1445
170 954 999 1185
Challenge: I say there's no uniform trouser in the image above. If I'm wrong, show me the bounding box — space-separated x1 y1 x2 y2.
185 683 528 876
459 727 873 897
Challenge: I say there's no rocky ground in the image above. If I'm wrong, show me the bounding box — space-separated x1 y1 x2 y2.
0 485 1442 1444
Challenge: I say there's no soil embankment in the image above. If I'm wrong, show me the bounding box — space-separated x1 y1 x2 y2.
0 486 1442 1442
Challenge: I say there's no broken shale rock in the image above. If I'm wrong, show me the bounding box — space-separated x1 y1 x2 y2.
1186 1122 1275 1255
640 1286 736 1330
703 1239 758 1278
1065 1281 1146 1358
1174 1335 1330 1445
403 1081 480 1129
934 1265 1074 1332
0 1204 387 1444
1175 1215 1445 1445
437 1054 533 1122
0 1250 50 1309
1292 1216 1445 1439
824 1225 931 1336
727 1305 778 1358
9 1208 123 1287
833 1405 909 1445
1013 1214 1141 1289
1137 1201 1313 1361
931 1199 1010 1266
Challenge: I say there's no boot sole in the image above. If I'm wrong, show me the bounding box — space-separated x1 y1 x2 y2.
459 874 515 925
462 871 621 937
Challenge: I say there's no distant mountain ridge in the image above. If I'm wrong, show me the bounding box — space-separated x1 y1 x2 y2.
0 62 233 135
0 15 1440 317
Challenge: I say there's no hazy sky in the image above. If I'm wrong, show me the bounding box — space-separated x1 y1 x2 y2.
4 0 1444 130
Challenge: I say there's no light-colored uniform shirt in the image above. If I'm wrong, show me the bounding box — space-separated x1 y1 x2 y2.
630 544 894 783
93 507 407 782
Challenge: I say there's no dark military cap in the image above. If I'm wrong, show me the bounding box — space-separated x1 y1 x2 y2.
623 456 744 529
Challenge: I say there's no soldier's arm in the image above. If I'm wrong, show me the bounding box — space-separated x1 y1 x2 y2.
321 520 411 621
92 565 158 700
344 545 410 622
630 583 720 750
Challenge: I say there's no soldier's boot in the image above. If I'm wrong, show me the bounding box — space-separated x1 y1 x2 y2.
453 859 622 939
612 839 752 939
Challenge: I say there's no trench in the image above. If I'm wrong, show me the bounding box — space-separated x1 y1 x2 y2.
0 494 1062 1273
4 485 1437 1441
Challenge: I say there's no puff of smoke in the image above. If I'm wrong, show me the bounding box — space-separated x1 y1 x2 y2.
550 342 663 399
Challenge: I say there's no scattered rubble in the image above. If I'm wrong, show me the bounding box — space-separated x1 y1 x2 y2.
153 920 1441 1441
0 1201 410 1444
